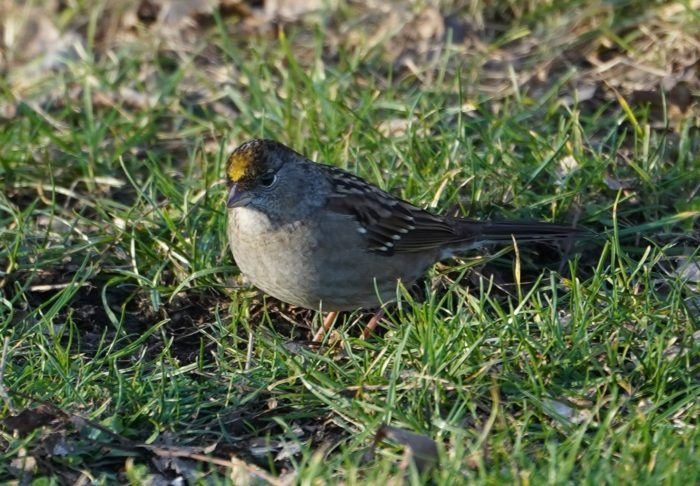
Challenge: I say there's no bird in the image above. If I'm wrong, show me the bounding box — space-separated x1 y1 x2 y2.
225 139 577 335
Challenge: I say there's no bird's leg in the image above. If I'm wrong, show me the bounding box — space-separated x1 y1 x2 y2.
361 309 385 340
313 309 385 342
312 311 338 342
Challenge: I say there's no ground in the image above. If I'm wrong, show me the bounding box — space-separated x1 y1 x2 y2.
0 0 699 484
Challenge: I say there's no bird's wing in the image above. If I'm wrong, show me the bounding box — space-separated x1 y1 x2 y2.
323 166 460 255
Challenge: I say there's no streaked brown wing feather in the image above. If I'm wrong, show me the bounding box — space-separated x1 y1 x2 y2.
323 167 459 254
322 166 579 256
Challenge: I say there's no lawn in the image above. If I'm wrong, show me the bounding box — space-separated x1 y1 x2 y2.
1 0 699 484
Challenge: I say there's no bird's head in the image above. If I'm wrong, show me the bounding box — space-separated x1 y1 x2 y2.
225 139 290 209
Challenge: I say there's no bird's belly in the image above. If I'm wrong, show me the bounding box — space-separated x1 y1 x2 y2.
233 235 395 311
228 209 431 311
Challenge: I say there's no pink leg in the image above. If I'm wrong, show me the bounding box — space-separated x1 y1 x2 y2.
361 310 385 340
312 311 338 342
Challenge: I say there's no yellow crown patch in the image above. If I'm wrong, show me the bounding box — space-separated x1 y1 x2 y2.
227 142 264 182
227 152 251 182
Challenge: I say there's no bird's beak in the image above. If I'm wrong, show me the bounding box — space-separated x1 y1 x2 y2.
226 184 251 208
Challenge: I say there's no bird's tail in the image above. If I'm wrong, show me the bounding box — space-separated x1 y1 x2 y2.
464 220 578 241
446 219 583 255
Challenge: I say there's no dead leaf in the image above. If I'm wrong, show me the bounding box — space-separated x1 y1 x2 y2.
2 404 62 435
264 0 325 22
9 449 37 480
603 175 635 190
137 0 161 24
631 81 694 119
672 257 700 284
218 0 254 19
556 155 580 182
663 336 681 360
542 398 590 425
376 118 426 138
375 424 439 474
559 84 598 106
158 0 218 27
411 6 445 43
274 442 302 462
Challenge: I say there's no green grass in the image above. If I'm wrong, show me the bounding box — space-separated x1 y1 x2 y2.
1 0 699 483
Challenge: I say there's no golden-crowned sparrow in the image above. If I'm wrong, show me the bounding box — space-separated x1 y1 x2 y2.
226 139 576 312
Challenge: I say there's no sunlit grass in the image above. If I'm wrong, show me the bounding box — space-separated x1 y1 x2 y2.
0 0 698 484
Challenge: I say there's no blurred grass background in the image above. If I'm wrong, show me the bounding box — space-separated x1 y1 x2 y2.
0 0 698 483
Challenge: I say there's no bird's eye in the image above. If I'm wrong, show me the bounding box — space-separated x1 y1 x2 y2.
259 173 277 187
